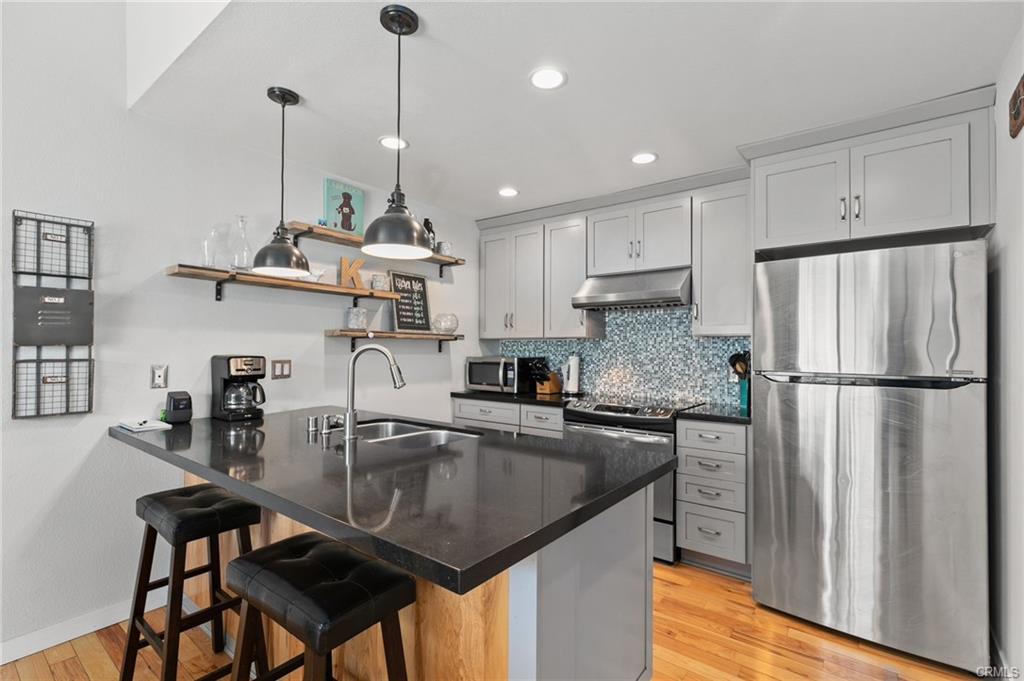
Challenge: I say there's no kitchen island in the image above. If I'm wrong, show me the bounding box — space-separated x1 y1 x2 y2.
109 406 675 681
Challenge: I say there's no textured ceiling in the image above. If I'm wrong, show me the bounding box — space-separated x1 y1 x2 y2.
132 1 1023 219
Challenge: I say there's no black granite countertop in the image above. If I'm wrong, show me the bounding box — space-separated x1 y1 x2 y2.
450 390 571 407
676 402 751 425
108 406 675 595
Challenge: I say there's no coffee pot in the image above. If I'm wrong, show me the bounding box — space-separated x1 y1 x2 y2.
223 382 265 412
211 356 267 422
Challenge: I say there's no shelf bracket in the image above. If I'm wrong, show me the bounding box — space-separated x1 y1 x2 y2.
352 297 360 308
351 337 357 353
215 281 223 301
291 233 303 246
438 263 449 278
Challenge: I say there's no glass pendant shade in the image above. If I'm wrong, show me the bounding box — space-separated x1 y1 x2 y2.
252 224 310 278
362 192 432 259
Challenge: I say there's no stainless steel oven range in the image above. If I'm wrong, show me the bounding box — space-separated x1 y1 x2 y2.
564 397 703 563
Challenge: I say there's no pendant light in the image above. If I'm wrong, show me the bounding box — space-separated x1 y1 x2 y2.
252 86 311 278
362 5 433 260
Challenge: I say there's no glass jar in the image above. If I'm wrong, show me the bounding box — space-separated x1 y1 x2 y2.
432 313 459 334
227 215 254 270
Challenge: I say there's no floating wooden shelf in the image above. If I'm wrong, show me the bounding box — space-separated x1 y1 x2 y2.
286 221 467 277
166 264 401 302
325 329 465 353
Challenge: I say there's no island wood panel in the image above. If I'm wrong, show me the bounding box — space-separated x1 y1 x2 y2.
182 473 509 681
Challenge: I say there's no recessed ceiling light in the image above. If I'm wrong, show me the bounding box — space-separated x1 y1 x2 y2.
378 135 409 150
530 67 567 90
498 186 519 198
631 152 658 165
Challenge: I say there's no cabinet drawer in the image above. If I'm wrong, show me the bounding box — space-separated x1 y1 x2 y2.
676 502 746 563
520 425 563 439
522 405 563 431
452 417 518 434
453 399 520 426
677 448 746 483
677 475 746 512
676 420 747 454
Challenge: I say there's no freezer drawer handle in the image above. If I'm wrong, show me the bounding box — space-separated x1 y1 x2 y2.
697 488 722 498
696 460 722 470
697 433 721 441
697 526 722 537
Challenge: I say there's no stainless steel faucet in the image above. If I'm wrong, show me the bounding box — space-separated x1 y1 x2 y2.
344 343 406 440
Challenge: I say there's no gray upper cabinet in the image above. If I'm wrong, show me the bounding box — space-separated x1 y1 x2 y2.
478 223 543 339
479 231 511 339
636 195 691 271
545 216 602 339
753 149 850 250
691 181 752 336
587 193 691 276
510 224 545 338
587 206 634 276
752 110 989 250
849 123 970 238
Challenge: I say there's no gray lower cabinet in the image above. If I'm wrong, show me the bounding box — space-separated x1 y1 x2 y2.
452 399 563 439
675 419 750 567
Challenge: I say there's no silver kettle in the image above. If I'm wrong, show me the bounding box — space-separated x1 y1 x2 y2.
223 382 266 411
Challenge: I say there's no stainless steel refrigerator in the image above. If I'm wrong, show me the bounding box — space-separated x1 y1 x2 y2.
751 239 988 671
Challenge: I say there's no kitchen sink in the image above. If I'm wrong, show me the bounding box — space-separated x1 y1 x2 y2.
356 420 429 440
379 429 481 448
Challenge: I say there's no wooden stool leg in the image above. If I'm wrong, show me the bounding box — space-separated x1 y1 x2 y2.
120 525 157 681
160 544 187 681
380 612 408 681
302 648 328 681
236 526 270 676
207 534 225 652
229 601 259 681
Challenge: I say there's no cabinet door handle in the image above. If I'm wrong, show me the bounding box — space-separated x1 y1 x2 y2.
692 303 699 320
636 240 641 258
533 414 550 421
696 460 722 470
479 408 492 415
839 197 847 221
627 241 633 258
697 526 722 537
509 313 514 328
697 488 722 498
697 433 721 440
853 195 861 220
503 313 509 329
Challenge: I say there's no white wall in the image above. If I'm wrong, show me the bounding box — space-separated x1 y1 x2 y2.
990 18 1024 671
125 0 229 107
0 2 480 661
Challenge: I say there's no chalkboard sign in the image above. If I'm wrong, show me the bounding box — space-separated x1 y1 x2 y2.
389 271 432 332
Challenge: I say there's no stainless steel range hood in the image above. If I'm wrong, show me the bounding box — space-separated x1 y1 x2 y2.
571 268 692 310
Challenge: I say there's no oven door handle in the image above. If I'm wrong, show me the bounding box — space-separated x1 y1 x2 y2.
564 423 672 446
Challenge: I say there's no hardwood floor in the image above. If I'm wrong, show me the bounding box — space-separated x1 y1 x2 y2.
1 563 973 680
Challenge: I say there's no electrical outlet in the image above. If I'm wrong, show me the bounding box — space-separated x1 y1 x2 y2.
150 364 168 389
271 359 292 380
727 368 739 384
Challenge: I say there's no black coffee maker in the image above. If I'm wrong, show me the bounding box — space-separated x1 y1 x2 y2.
211 355 267 421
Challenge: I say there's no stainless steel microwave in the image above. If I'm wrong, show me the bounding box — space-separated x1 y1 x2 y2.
464 356 546 393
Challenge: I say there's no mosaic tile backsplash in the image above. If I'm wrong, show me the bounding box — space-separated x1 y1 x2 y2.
500 308 750 404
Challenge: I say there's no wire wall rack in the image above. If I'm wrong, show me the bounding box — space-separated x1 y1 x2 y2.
12 210 95 418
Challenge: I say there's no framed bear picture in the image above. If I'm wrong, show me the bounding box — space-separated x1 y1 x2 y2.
323 178 366 236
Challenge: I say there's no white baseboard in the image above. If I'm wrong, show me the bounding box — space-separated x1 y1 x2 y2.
0 588 167 665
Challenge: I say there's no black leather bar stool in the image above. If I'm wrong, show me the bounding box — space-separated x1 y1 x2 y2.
226 532 415 681
121 483 269 681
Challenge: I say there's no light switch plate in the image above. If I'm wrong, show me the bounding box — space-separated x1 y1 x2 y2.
150 364 168 389
271 359 292 380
